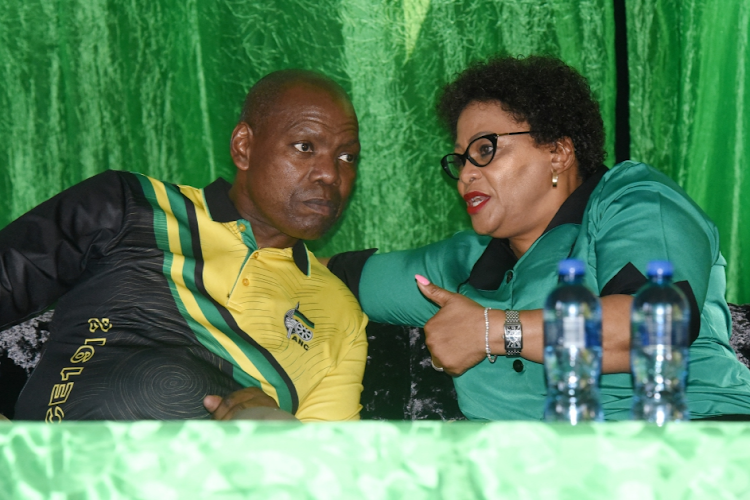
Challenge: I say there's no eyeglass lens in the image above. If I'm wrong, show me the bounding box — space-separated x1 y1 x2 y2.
444 136 495 179
443 155 464 179
467 136 496 166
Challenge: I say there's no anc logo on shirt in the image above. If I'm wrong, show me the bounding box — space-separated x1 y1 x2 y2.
284 303 314 350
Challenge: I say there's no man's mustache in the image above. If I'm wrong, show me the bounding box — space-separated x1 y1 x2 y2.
299 189 343 214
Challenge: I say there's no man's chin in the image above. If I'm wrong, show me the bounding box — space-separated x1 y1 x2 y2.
289 216 339 241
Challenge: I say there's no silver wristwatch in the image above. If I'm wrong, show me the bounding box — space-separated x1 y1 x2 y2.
504 310 523 357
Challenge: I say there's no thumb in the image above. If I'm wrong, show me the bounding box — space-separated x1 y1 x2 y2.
203 394 222 413
415 274 456 308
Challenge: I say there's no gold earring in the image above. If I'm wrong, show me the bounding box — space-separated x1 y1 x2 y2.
552 172 559 188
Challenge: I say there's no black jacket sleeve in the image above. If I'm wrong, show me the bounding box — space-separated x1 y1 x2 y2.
327 249 378 301
0 170 129 328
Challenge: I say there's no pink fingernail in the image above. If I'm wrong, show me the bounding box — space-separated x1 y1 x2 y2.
415 274 430 285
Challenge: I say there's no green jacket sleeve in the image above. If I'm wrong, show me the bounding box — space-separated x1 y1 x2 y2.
359 231 491 326
591 162 718 317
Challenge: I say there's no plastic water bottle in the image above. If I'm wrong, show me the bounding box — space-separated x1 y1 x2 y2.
543 259 603 423
630 260 690 424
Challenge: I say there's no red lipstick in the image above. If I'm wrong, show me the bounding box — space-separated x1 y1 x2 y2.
463 191 490 215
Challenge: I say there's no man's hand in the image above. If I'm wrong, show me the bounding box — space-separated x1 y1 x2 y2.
203 387 296 421
415 274 487 376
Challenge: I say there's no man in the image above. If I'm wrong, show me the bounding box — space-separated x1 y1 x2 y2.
0 70 367 422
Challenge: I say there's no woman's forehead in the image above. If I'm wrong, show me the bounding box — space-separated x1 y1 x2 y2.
456 101 528 138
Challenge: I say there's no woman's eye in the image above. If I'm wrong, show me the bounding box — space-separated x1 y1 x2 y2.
478 144 494 157
294 142 312 152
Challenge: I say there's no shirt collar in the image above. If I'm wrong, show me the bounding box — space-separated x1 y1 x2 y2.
466 166 608 291
543 165 608 233
203 177 241 222
202 177 310 276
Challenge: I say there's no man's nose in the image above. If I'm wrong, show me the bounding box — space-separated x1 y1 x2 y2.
310 155 340 185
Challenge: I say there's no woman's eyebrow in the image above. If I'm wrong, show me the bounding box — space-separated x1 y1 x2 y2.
455 131 495 149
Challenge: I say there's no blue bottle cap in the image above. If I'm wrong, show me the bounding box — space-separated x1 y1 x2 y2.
558 259 585 276
646 260 673 278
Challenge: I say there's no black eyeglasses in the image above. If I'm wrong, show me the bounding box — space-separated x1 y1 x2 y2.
441 131 532 180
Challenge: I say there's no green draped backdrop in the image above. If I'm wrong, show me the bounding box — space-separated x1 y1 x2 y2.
0 0 747 303
626 0 750 303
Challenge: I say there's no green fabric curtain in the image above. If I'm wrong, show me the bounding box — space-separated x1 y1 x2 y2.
0 0 615 253
3 1 748 303
626 0 750 303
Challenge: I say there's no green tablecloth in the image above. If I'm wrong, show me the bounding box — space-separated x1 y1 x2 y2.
1 420 748 499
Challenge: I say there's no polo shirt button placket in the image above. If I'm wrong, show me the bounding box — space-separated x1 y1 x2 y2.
506 271 513 283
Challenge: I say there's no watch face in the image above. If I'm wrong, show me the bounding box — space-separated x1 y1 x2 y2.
506 325 522 348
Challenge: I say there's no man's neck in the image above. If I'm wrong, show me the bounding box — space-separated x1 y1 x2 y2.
228 184 298 249
254 230 298 250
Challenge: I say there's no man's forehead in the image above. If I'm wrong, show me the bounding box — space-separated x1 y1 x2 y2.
274 82 353 114
256 85 357 137
272 114 360 149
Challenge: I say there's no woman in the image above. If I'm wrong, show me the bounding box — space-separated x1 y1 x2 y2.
330 55 750 421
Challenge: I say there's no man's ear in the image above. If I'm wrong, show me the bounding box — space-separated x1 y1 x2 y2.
550 136 577 175
230 122 254 172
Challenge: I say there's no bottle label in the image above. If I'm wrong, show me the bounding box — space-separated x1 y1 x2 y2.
562 316 585 348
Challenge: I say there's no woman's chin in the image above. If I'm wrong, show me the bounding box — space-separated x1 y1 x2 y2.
470 221 497 237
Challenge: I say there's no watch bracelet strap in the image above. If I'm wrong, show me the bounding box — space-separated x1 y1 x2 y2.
504 309 522 357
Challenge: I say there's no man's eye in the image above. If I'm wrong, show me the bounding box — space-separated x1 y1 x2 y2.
294 142 312 152
338 153 356 164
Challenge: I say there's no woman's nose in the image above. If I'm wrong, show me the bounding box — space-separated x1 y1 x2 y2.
459 161 481 184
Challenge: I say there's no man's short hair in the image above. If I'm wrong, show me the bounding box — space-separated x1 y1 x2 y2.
239 70 351 132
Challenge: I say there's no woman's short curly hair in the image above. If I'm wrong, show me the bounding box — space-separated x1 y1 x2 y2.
437 55 606 179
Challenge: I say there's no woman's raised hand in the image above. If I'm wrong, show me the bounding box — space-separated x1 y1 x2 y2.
415 275 488 376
